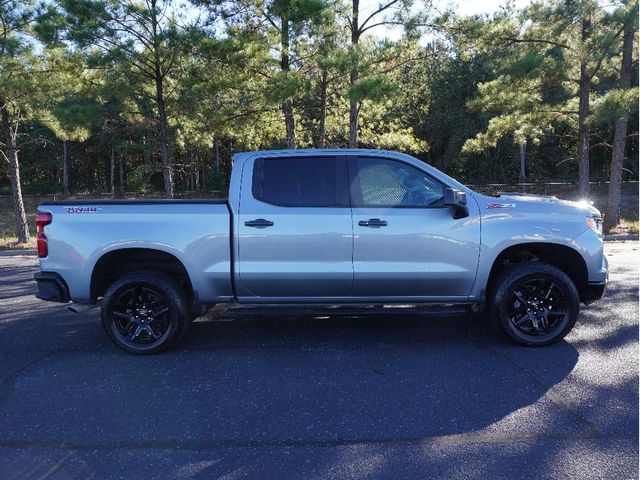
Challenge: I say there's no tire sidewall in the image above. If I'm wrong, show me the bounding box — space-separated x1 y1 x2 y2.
101 271 189 354
492 263 580 346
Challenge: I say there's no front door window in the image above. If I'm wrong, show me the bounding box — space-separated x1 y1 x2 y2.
350 157 445 208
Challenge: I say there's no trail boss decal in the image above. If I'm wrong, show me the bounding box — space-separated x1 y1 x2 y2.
486 203 516 209
65 207 101 214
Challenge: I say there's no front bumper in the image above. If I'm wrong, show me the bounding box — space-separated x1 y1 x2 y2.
34 272 70 303
581 249 608 304
583 281 607 304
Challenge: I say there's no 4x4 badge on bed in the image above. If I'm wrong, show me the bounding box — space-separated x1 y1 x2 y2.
64 206 102 214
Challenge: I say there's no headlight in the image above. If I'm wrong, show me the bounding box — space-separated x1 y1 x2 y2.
586 216 603 237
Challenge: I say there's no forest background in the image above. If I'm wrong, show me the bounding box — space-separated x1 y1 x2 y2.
1 0 638 245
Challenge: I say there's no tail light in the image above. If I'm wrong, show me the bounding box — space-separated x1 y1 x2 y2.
36 212 52 258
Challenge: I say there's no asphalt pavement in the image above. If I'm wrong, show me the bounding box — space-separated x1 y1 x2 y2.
0 242 637 479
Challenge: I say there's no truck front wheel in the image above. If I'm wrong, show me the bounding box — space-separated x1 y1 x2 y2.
101 271 190 354
490 262 580 346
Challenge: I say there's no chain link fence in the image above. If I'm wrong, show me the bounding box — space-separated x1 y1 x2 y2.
467 181 638 201
1 182 637 238
467 181 638 220
0 190 226 237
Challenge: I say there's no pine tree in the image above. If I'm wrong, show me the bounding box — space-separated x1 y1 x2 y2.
344 0 417 147
0 1 48 243
603 1 638 231
461 0 625 195
56 0 202 197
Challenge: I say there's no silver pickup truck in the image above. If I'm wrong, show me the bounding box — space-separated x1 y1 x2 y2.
34 149 608 353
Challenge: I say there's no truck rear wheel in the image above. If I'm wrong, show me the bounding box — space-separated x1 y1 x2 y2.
101 271 190 354
490 262 579 346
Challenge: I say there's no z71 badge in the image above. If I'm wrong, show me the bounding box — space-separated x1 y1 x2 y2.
65 206 101 214
486 203 516 209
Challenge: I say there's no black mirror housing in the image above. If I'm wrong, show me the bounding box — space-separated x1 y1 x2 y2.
444 188 469 219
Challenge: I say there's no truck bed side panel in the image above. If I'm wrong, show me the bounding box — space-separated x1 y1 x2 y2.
37 202 232 303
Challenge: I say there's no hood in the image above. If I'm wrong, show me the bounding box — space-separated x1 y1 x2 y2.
478 192 602 216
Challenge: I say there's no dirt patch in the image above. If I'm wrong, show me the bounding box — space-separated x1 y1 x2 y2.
0 237 37 250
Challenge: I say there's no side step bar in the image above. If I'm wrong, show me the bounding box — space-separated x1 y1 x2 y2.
224 303 472 319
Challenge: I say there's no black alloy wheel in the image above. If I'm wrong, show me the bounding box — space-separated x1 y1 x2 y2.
102 271 190 354
111 284 172 348
507 277 568 336
491 262 580 346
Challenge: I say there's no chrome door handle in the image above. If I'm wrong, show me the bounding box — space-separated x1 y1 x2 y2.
244 219 274 228
358 218 388 228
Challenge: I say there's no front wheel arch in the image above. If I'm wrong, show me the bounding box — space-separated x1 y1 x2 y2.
485 242 589 307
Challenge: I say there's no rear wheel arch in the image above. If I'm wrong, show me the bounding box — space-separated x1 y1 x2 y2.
90 248 194 302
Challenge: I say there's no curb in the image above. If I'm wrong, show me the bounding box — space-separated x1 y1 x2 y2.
0 249 37 257
604 234 639 242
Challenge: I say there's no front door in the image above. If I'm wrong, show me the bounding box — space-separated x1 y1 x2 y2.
348 155 480 300
237 154 353 299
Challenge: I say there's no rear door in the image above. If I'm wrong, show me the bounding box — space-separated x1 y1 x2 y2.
236 154 353 299
348 155 480 300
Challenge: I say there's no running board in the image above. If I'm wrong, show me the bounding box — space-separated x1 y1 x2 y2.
224 303 472 319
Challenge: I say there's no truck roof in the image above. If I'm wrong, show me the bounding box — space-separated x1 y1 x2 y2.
232 148 414 163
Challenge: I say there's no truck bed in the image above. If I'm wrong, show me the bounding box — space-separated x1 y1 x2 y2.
38 200 233 304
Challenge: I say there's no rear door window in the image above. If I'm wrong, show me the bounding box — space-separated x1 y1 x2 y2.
252 156 349 207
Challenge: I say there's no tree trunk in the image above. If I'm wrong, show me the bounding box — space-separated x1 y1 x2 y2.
604 14 635 231
349 0 360 148
156 81 173 197
1 105 29 243
215 138 220 173
283 100 295 149
151 0 174 198
281 15 296 149
227 138 234 180
119 151 125 195
348 92 359 148
519 142 526 184
577 16 591 198
110 145 115 194
63 139 69 195
190 154 197 190
318 67 328 148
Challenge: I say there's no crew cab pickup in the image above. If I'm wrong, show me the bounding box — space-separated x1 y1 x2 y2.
34 149 608 353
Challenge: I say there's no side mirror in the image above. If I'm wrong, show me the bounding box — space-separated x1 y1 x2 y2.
444 188 469 219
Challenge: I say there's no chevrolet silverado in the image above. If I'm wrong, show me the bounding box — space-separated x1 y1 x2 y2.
34 149 608 353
